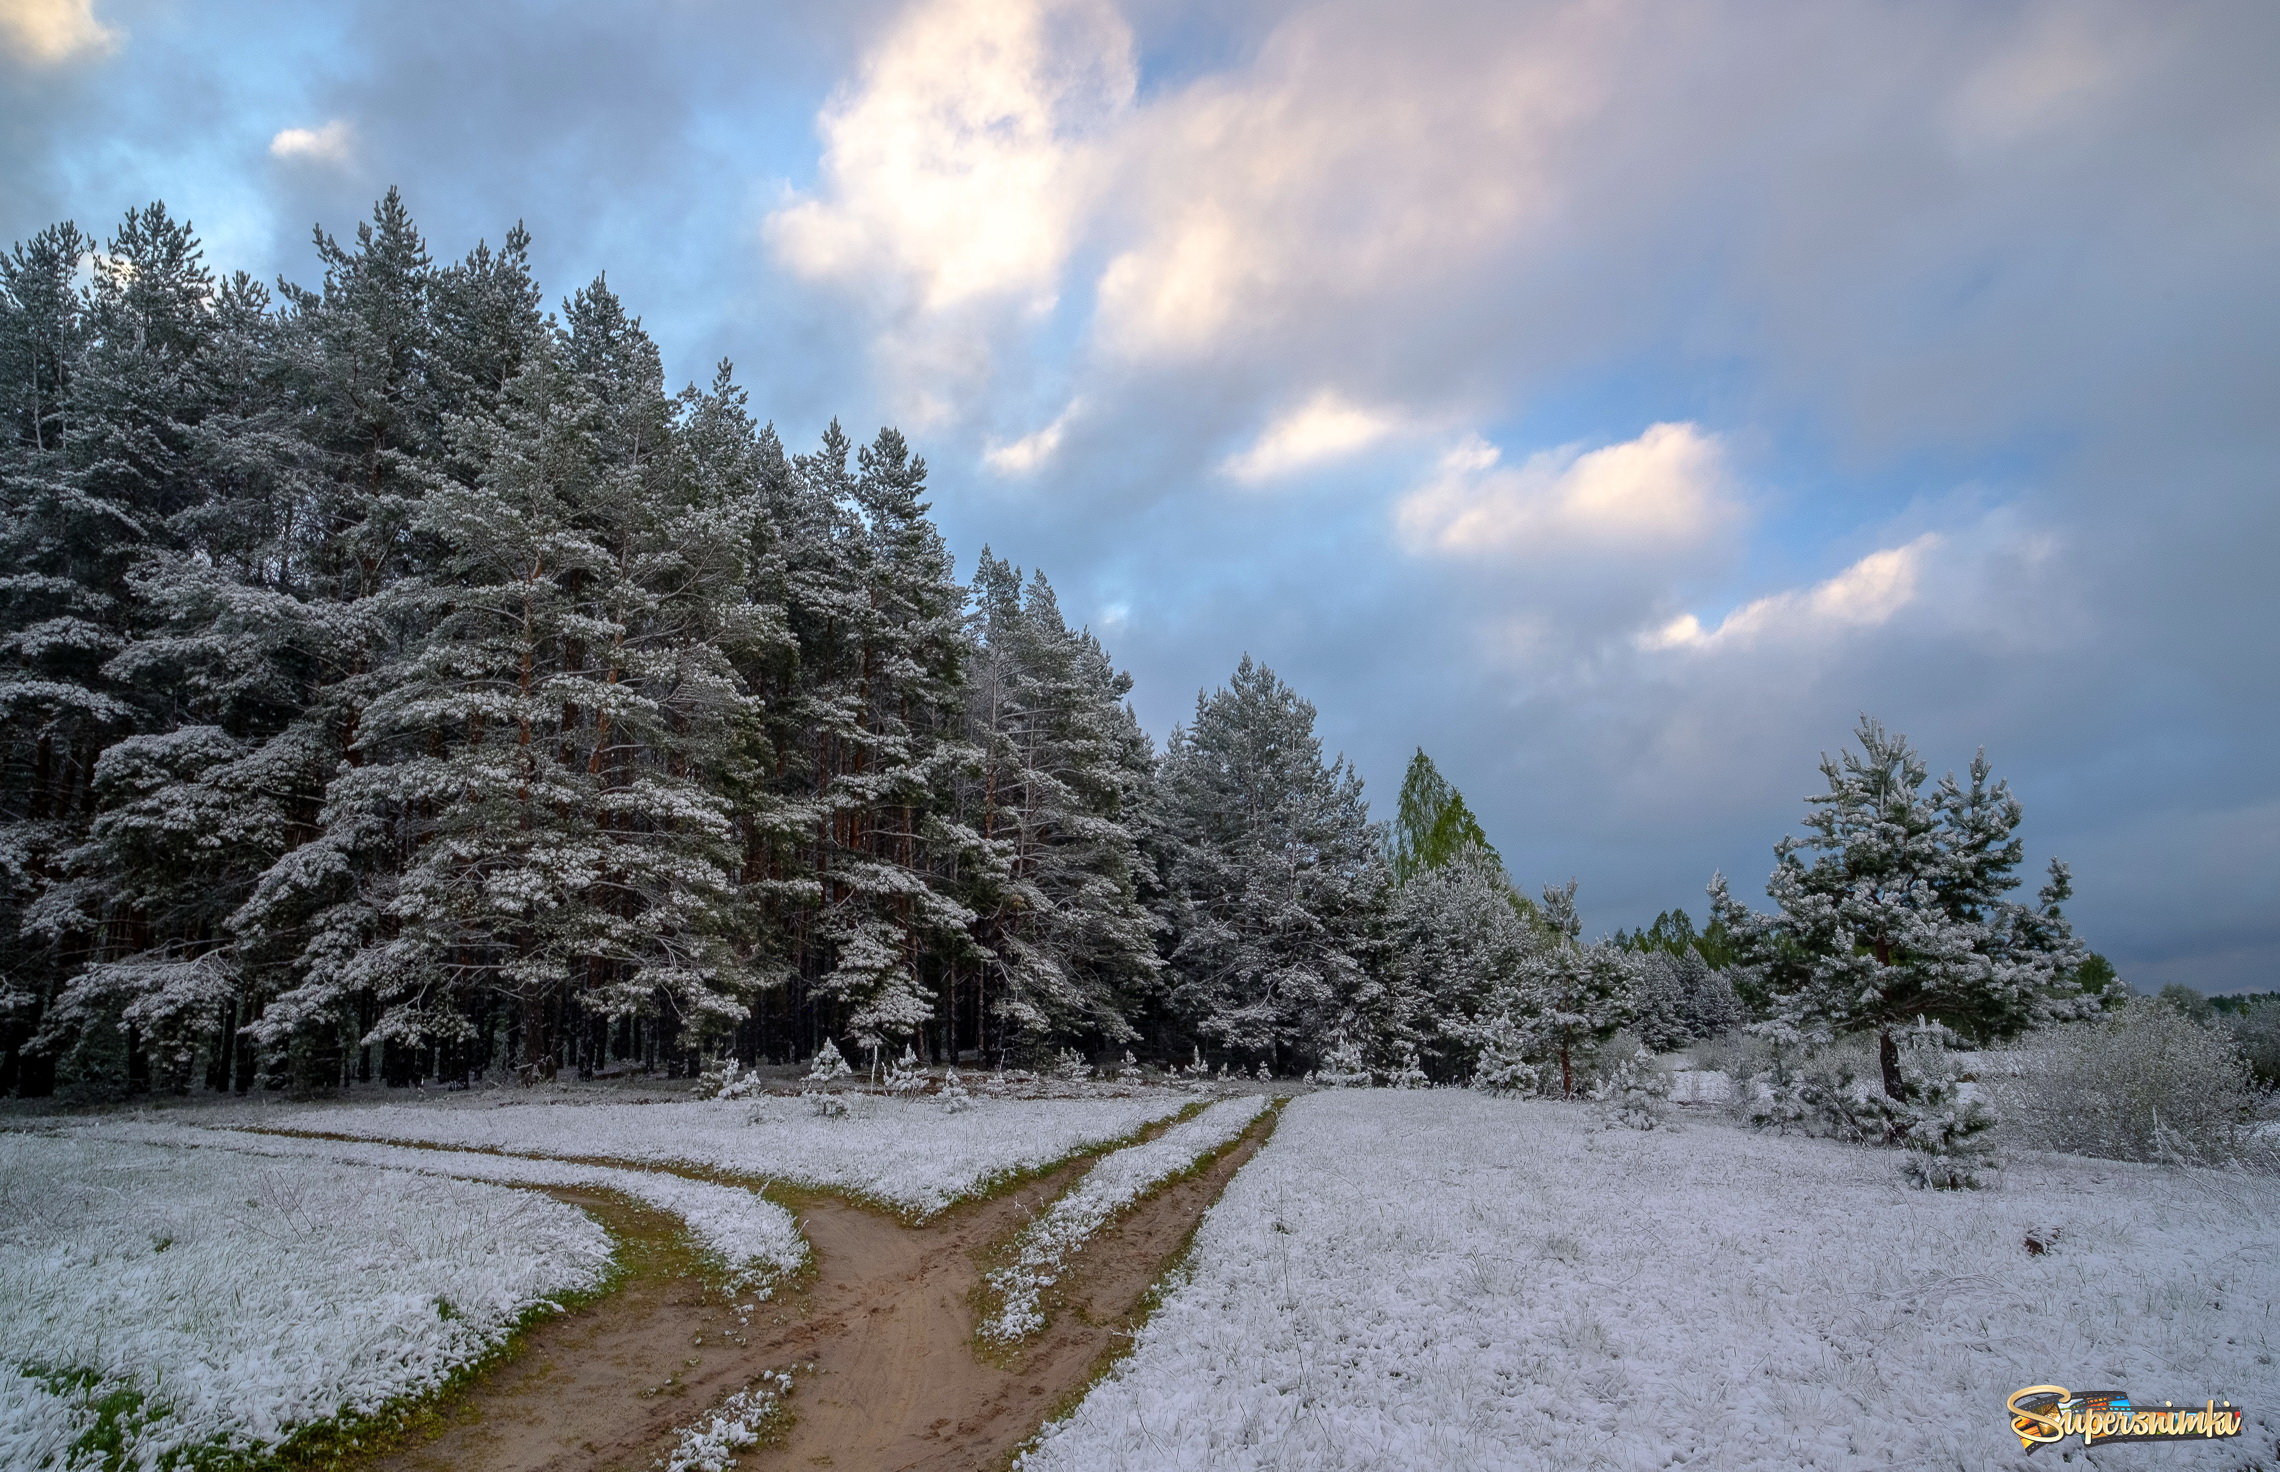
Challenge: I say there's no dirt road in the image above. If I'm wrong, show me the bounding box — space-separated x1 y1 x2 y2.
342 1107 1277 1472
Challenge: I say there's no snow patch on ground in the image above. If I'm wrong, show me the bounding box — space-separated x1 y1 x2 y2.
658 1371 794 1472
983 1096 1269 1342
237 1093 1191 1216
0 1131 611 1471
58 1118 806 1292
1021 1090 2280 1472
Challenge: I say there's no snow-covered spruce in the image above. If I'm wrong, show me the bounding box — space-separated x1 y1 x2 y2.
240 1093 1188 1218
981 1096 1268 1343
1019 1090 2280 1472
658 1371 794 1472
61 1118 807 1293
0 1132 611 1472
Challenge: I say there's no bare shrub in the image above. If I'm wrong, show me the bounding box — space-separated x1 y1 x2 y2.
1988 997 2262 1165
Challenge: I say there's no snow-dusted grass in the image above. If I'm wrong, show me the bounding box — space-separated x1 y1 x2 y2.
60 1118 806 1292
983 1096 1269 1343
658 1371 794 1472
1021 1089 2280 1472
0 1132 612 1472
240 1092 1191 1217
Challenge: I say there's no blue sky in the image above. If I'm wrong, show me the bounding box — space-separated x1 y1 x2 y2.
5 0 2276 990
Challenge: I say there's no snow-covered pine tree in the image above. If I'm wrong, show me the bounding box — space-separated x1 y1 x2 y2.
1152 656 1388 1070
0 220 110 1095
955 552 1155 1059
1712 716 2093 1098
1385 844 1547 1078
2 206 224 1096
254 284 761 1079
753 424 975 1060
207 193 473 1091
1629 948 1742 1053
1513 882 1638 1097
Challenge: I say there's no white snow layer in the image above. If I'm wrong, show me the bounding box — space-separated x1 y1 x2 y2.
984 1095 1269 1341
1020 1090 2280 1472
0 1131 611 1471
658 1372 794 1472
236 1092 1190 1216
56 1117 807 1292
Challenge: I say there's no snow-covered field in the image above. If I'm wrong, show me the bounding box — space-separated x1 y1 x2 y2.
984 1095 1270 1342
1022 1090 2280 1472
57 1118 807 1291
235 1092 1192 1216
0 1132 611 1472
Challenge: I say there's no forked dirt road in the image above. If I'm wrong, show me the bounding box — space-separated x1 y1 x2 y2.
347 1106 1277 1472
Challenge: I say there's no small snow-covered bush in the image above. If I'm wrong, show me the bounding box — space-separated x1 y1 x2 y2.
1315 1035 1372 1088
939 1067 975 1114
804 1091 849 1117
1050 1047 1093 1082
1891 1037 1998 1188
1745 1026 1993 1183
1469 1016 1547 1097
1375 1041 1428 1090
699 1057 766 1101
1989 997 2262 1165
804 1040 851 1085
884 1045 928 1096
1589 1034 1672 1130
1748 1055 1905 1143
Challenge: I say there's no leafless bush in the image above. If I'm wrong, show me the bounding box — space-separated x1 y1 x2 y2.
1986 997 2264 1166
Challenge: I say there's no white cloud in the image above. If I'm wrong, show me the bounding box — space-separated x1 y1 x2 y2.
765 0 1132 317
1397 422 1735 557
269 120 354 165
1638 533 1939 653
0 0 116 64
984 399 1083 475
1091 6 1607 361
766 0 1616 411
1220 391 1405 483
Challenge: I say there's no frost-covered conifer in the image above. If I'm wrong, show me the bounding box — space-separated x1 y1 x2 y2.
1495 883 1638 1098
1314 1034 1372 1087
748 424 975 1059
1629 948 1742 1053
804 1039 850 1083
254 291 762 1074
1386 846 1547 1078
1713 717 2093 1097
1469 1015 1545 1096
885 1043 926 1094
1377 1041 1428 1090
1590 1034 1673 1129
955 552 1155 1056
1152 657 1388 1071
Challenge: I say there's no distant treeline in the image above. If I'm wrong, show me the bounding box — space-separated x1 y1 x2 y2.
3 194 1695 1098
